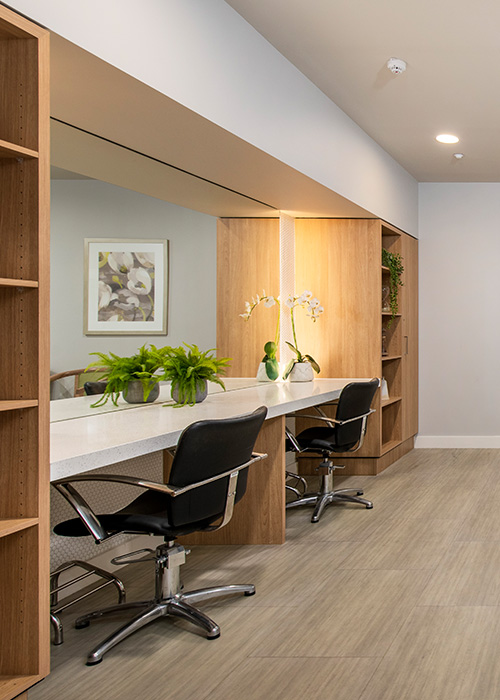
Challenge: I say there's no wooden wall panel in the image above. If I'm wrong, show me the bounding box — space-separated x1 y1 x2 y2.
217 218 280 377
401 233 418 441
294 219 381 379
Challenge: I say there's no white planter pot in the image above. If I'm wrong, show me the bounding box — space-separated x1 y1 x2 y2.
288 362 314 382
256 362 275 382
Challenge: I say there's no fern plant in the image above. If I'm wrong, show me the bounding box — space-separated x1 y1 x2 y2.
161 343 231 407
381 248 404 327
86 344 170 407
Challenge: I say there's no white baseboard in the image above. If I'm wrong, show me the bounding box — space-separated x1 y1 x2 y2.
415 435 500 448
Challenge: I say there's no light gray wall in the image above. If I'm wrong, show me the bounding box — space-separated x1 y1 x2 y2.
50 179 216 371
12 0 418 233
417 183 500 447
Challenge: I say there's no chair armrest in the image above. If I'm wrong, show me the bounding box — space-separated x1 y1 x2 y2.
52 452 268 540
287 409 375 425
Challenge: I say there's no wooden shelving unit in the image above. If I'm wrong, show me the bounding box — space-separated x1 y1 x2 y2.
216 217 418 477
293 218 418 475
0 6 50 699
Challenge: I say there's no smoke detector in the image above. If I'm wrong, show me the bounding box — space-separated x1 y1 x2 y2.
387 57 407 75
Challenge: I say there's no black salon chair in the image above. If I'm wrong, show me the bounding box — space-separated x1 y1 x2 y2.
285 379 379 523
83 381 107 396
52 406 267 665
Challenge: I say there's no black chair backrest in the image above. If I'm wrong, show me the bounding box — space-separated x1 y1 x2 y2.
334 379 379 450
168 405 267 527
84 381 107 396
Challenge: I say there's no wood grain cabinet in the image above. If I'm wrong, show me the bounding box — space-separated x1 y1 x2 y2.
294 219 418 475
217 217 418 476
0 7 50 698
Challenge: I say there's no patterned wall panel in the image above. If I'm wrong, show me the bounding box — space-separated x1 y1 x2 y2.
50 451 163 570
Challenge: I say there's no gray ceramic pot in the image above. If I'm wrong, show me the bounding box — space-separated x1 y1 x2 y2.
171 380 208 405
122 380 160 404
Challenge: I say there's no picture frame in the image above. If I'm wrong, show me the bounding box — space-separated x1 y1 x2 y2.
84 238 168 335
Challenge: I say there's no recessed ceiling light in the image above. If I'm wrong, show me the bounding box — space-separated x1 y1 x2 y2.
453 153 464 160
436 134 459 144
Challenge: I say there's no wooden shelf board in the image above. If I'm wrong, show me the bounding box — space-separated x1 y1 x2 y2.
0 139 38 160
0 674 43 699
0 400 38 412
381 221 403 237
382 265 390 272
380 439 402 455
381 396 402 407
0 278 38 288
382 312 401 317
382 355 402 362
0 518 38 538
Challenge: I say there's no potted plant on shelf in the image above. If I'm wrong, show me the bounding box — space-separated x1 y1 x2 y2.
161 343 231 407
282 290 323 382
85 344 170 407
240 291 280 381
381 248 404 326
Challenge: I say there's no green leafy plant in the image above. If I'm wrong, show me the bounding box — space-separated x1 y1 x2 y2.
382 248 404 326
240 291 280 380
162 343 231 407
282 291 323 380
86 344 170 407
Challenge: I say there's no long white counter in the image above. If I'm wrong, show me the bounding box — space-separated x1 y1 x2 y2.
50 378 363 481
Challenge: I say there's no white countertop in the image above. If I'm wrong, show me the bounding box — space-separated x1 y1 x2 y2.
50 378 367 481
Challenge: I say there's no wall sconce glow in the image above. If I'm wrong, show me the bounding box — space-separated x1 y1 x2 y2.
436 134 459 144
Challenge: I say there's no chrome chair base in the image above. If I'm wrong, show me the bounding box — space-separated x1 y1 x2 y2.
285 468 373 523
76 541 255 665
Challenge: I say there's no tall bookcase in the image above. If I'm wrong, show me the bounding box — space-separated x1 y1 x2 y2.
294 218 418 475
0 7 50 699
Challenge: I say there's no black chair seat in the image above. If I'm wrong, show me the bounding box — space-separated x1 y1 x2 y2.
293 427 359 453
53 490 221 539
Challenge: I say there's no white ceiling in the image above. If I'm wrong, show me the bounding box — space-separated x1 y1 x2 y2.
225 0 500 182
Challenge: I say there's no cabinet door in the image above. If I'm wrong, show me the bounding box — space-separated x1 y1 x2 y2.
401 233 418 440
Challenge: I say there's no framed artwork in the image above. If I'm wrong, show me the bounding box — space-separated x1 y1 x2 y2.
84 238 168 335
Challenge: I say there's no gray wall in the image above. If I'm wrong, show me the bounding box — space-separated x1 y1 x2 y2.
50 179 217 371
418 183 500 446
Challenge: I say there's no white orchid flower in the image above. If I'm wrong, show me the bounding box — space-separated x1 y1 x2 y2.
134 252 155 268
127 267 152 295
285 294 296 308
114 289 140 311
107 314 123 322
107 252 134 274
263 296 277 307
308 297 320 309
98 281 116 310
298 290 313 303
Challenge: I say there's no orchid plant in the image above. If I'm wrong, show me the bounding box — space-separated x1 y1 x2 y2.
240 291 280 380
282 290 324 380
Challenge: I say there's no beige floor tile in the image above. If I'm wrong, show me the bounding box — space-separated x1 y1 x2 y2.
203 656 381 700
339 516 460 570
249 569 430 658
186 541 355 608
455 480 500 541
420 540 500 606
359 606 500 700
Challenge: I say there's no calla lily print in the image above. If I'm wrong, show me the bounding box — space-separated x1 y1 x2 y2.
98 251 155 322
85 239 168 335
